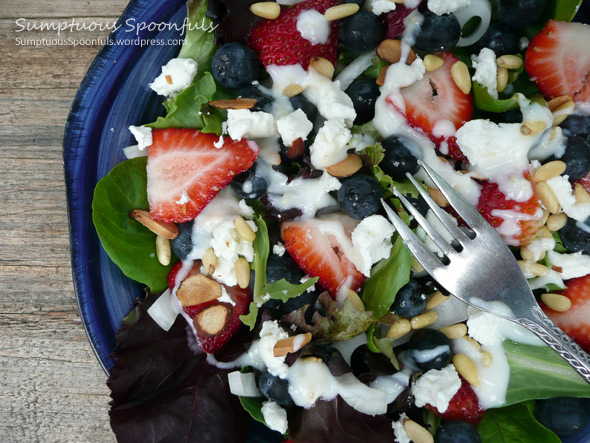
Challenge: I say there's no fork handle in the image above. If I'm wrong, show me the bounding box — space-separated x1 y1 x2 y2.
516 306 590 384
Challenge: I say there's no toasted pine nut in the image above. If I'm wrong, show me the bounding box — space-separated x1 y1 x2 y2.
403 419 434 443
411 311 438 329
325 3 359 21
283 83 305 97
235 257 251 289
552 112 569 126
424 54 444 71
464 336 481 351
451 61 471 94
529 262 549 277
326 153 363 177
481 350 493 367
440 323 468 339
156 235 171 266
309 56 335 79
427 187 449 208
376 39 417 65
535 182 560 214
202 247 218 275
532 160 567 183
520 246 536 262
574 184 590 204
411 257 425 273
496 67 508 93
521 120 547 136
540 226 553 239
453 353 481 387
553 100 576 115
547 95 573 111
496 54 523 70
249 2 281 19
425 291 449 310
129 209 179 239
209 97 258 110
542 208 550 225
541 293 571 312
234 216 256 242
386 318 412 339
346 289 365 311
547 213 568 231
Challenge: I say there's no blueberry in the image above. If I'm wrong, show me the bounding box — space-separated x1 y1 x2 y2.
278 290 320 317
435 420 482 443
350 344 396 382
559 217 590 255
380 135 420 181
561 136 590 180
212 42 260 90
344 0 365 6
238 85 274 113
480 23 520 56
170 221 193 260
498 0 546 28
339 11 385 54
408 329 453 370
267 253 305 284
345 79 380 125
289 94 318 124
535 397 590 436
230 164 267 199
258 371 296 408
414 11 461 52
405 194 429 216
503 108 523 123
391 280 428 318
560 115 590 139
338 174 383 220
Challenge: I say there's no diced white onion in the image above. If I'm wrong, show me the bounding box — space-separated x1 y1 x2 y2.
455 0 492 47
228 371 261 397
147 289 178 331
335 51 376 91
123 144 147 159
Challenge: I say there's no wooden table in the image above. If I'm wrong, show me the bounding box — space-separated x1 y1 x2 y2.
0 1 131 441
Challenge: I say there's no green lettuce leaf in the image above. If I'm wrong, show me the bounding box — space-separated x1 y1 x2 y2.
177 0 218 73
366 324 399 369
361 234 413 319
504 340 590 405
92 157 173 292
477 401 560 443
473 81 520 113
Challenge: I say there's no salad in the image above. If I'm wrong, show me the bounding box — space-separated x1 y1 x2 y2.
92 0 590 441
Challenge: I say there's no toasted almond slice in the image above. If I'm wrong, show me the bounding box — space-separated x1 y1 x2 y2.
273 332 312 357
403 419 434 443
376 39 417 65
326 153 363 178
155 235 171 266
283 83 305 97
423 54 444 71
376 65 389 86
547 95 573 111
451 60 471 94
129 209 179 239
427 187 449 208
521 120 547 136
532 160 566 183
345 289 365 311
309 56 335 79
496 54 523 70
177 273 222 307
209 98 258 110
287 137 305 159
325 3 359 21
194 304 230 336
249 2 281 19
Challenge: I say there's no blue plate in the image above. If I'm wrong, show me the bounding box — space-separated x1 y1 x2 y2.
64 0 590 441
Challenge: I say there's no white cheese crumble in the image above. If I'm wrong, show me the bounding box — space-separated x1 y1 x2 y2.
411 365 461 412
369 0 397 15
310 119 352 169
175 190 190 205
228 371 260 397
258 320 290 379
122 144 145 159
277 108 313 147
472 47 498 99
391 413 411 443
428 0 471 15
547 250 590 280
261 401 288 434
546 175 590 221
149 57 198 97
273 242 286 257
350 215 395 276
213 135 224 149
296 9 330 45
226 109 277 141
128 125 153 151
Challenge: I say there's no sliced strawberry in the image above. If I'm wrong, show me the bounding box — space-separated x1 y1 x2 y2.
147 129 259 223
525 20 590 103
542 274 590 353
280 215 366 297
426 376 485 425
248 0 340 69
476 176 544 247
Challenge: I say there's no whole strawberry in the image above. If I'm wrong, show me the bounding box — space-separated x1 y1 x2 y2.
248 0 340 69
426 376 485 425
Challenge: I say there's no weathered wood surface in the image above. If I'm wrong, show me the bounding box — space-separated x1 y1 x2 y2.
0 2 130 442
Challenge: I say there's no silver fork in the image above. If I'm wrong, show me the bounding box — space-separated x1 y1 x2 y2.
382 160 590 383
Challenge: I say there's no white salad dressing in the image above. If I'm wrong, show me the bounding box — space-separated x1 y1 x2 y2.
296 10 330 45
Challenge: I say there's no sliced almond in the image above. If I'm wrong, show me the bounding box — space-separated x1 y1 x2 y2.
496 54 523 70
155 235 171 266
376 39 416 65
403 419 434 443
345 289 365 311
249 2 281 19
273 332 312 357
129 209 179 239
309 56 335 79
326 153 363 178
324 3 359 21
532 160 566 183
521 120 547 136
209 98 258 110
547 95 573 111
423 54 444 71
427 187 449 208
450 60 471 94
376 65 389 86
177 273 222 307
283 83 305 97
194 304 230 337
287 137 305 159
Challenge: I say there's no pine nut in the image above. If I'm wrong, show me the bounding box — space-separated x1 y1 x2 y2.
541 208 550 225
529 262 549 277
440 323 468 339
540 226 553 239
346 289 365 311
481 350 493 366
427 187 449 208
574 184 590 204
326 153 363 177
535 182 560 214
496 54 523 70
376 39 417 65
129 209 179 239
235 257 251 289
451 61 471 94
521 120 547 136
309 56 335 79
532 160 567 183
496 67 508 93
202 247 218 274
283 83 305 97
553 100 575 116
547 95 573 111
386 318 412 339
547 213 568 231
425 291 449 310
403 419 434 443
552 112 570 127
453 353 481 387
249 2 281 19
209 98 258 110
234 216 256 242
520 246 536 262
156 235 171 266
376 65 389 86
541 293 571 312
424 54 444 71
411 311 438 329
411 257 425 273
325 3 359 21
463 336 481 351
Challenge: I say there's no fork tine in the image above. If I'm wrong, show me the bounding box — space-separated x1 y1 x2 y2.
405 173 472 245
381 200 445 273
393 189 455 257
419 160 489 231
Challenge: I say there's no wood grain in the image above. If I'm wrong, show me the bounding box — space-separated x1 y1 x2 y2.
0 2 129 442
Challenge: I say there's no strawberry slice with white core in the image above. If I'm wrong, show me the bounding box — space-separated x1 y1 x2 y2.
147 128 259 223
525 20 590 103
281 215 366 297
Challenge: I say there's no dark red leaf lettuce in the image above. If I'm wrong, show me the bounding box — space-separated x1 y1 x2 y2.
107 295 249 442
